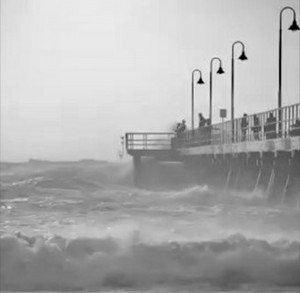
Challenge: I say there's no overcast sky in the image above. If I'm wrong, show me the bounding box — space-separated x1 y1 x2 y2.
1 0 299 162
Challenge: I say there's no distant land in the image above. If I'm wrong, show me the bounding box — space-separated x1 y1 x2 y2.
0 158 109 166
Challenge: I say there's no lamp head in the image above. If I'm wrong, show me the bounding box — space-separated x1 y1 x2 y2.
217 66 225 74
238 50 248 61
289 19 300 31
197 76 205 84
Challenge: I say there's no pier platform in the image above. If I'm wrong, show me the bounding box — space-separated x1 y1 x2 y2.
125 103 300 202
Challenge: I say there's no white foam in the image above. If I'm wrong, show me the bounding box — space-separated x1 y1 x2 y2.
0 233 299 291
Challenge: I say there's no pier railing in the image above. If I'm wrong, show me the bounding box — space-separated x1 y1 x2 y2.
125 103 300 154
125 132 175 151
174 103 300 147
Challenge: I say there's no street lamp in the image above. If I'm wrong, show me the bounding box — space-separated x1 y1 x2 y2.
209 57 225 124
191 69 204 132
231 41 248 141
278 7 299 135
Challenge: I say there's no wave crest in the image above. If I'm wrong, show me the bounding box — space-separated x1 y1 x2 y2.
1 233 299 291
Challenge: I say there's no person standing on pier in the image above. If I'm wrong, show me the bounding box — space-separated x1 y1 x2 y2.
252 114 261 140
175 120 186 139
241 113 248 141
265 113 277 139
198 113 207 143
180 120 186 133
198 113 206 128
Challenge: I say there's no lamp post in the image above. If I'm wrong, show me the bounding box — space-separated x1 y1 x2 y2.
191 69 204 133
278 7 299 136
209 57 225 124
231 41 247 141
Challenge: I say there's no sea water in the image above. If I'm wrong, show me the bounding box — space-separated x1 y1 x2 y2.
0 161 299 292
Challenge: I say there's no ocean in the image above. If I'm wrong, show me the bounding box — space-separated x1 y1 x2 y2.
0 160 299 292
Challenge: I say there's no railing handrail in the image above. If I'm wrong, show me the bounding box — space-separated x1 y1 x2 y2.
180 102 300 147
125 103 300 152
185 102 300 133
250 102 300 118
125 132 175 151
126 132 174 135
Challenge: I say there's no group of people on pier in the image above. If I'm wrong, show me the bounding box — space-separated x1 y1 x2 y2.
175 120 186 137
175 113 213 145
240 112 277 141
243 113 300 140
241 112 291 141
175 111 300 144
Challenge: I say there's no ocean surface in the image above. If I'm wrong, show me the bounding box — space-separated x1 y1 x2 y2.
0 160 299 292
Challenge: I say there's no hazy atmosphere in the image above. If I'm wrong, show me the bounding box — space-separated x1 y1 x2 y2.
1 0 299 162
1 2 300 292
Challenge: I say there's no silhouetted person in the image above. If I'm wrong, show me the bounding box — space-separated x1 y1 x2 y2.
175 119 186 139
265 113 277 139
180 119 186 132
290 119 300 136
198 113 207 143
175 122 181 136
241 113 248 141
198 113 206 128
203 118 212 145
252 114 261 140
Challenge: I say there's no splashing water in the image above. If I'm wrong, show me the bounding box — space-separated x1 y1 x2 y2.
0 160 299 292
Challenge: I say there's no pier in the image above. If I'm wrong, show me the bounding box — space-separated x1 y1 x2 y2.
125 103 300 202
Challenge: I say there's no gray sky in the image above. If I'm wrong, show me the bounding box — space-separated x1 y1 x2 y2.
1 0 299 162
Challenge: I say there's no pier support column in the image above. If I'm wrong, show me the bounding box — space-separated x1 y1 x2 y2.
269 152 290 202
285 151 300 205
205 155 216 185
133 155 142 187
256 153 274 194
224 155 234 190
212 155 227 187
245 153 260 191
233 154 248 190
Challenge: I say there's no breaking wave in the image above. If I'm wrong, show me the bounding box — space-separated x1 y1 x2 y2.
1 232 299 291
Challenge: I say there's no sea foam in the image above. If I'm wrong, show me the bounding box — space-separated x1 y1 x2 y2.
0 233 299 291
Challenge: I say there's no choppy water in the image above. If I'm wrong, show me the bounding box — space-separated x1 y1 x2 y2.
0 160 299 292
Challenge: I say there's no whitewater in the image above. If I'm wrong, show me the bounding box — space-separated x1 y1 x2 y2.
0 160 299 292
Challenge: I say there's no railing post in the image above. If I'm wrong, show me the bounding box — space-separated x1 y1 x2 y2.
278 107 282 138
143 134 147 150
125 133 129 151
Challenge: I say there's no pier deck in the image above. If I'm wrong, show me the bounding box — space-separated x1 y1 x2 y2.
125 103 300 199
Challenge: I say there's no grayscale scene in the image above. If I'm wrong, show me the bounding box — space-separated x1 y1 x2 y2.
1 0 300 292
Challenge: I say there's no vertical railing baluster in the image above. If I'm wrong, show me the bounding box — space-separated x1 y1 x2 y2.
287 106 290 137
292 105 295 127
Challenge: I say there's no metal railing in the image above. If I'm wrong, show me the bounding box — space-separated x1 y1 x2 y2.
174 103 300 147
125 132 175 151
125 103 300 152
